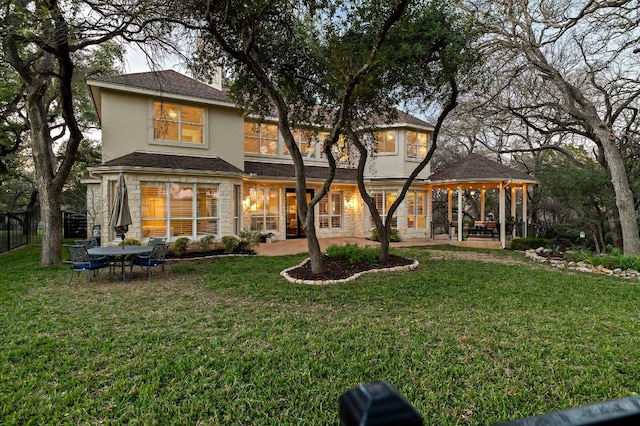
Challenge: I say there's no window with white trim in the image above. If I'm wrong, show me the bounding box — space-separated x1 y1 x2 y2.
321 134 349 162
141 183 218 239
370 190 398 227
283 129 319 158
153 101 204 144
319 192 343 229
373 130 396 154
244 121 279 155
243 187 280 231
406 190 427 229
406 131 428 160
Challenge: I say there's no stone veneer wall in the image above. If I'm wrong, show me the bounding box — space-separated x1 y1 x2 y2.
97 172 242 245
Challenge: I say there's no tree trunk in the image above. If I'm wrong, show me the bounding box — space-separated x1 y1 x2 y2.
39 184 63 265
27 94 64 265
596 129 640 255
606 210 623 250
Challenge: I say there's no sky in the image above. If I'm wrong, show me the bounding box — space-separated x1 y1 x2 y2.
123 45 186 74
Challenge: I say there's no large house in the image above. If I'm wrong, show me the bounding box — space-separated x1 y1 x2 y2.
85 70 535 247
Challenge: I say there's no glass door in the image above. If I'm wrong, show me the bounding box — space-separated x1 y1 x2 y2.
285 188 313 239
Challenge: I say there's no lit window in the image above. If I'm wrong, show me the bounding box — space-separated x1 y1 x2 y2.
319 192 343 229
283 129 318 158
141 183 218 239
407 131 428 160
373 131 396 154
244 121 278 155
321 134 349 162
243 187 280 232
370 190 398 227
153 102 204 144
406 191 427 229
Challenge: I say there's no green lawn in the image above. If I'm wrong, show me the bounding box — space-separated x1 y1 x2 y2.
2 245 639 425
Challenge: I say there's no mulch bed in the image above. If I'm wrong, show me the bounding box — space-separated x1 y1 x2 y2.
285 254 414 281
165 249 255 260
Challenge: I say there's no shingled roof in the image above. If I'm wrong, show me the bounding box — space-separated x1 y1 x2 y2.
429 154 536 183
98 152 243 174
89 70 231 104
245 161 357 182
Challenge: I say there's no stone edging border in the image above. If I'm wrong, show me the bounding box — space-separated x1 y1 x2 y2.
280 258 420 285
165 253 251 262
525 249 640 279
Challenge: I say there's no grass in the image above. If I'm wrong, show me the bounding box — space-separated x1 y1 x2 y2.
2 245 640 424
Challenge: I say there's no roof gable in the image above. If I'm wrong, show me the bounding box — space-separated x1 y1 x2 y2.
89 70 230 104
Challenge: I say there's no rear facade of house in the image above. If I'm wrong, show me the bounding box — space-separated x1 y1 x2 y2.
85 70 435 245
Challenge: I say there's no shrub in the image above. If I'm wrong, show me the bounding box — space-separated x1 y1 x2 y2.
510 237 549 251
370 228 401 242
173 237 190 257
326 243 379 266
238 229 262 249
199 235 215 251
221 235 238 254
120 238 141 246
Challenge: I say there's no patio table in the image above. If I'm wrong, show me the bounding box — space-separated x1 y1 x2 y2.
88 245 153 282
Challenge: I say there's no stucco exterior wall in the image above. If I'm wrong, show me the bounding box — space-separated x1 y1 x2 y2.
99 90 244 170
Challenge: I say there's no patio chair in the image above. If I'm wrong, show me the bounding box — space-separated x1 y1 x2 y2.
148 237 167 246
65 244 111 285
130 243 168 280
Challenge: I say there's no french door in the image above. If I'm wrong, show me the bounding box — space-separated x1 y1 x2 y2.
285 188 313 239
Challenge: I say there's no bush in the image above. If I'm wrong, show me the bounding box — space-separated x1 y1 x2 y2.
370 228 401 242
221 235 238 254
173 237 190 257
326 243 379 266
238 229 262 249
510 237 549 251
119 238 141 246
563 248 640 270
199 235 215 251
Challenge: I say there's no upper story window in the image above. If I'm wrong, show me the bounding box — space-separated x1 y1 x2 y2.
244 122 278 155
153 102 204 144
407 131 428 161
373 131 396 154
321 134 349 162
283 129 319 158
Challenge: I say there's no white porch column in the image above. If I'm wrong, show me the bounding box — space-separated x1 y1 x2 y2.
480 188 486 221
522 184 528 238
448 189 453 239
511 187 517 238
457 184 463 242
427 187 433 239
499 181 506 248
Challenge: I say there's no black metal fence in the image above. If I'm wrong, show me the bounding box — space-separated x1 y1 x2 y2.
0 211 40 254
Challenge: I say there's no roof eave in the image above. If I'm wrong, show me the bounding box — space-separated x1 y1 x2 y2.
86 79 238 110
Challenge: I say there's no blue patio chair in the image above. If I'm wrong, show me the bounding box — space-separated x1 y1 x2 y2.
148 237 167 246
130 243 168 280
65 244 111 285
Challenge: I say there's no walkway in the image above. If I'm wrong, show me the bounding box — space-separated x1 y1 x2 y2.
254 237 446 256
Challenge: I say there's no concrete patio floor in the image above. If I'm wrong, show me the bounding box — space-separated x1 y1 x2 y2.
253 237 501 256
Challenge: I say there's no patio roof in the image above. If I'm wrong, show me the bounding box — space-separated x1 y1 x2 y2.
244 161 357 182
95 152 244 174
428 153 537 189
90 152 358 182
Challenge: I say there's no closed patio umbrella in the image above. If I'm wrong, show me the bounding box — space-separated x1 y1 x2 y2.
109 171 132 241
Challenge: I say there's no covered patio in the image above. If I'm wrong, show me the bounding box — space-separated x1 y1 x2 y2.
427 154 538 248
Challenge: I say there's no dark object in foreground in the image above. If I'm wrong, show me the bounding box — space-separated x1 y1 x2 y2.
338 382 640 425
494 395 640 425
339 382 423 425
